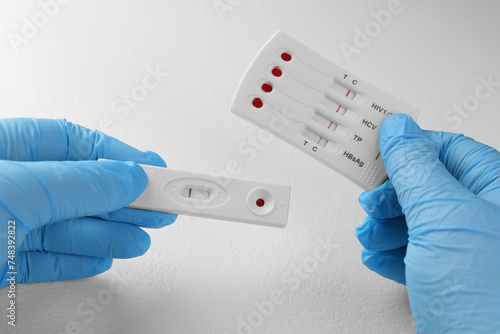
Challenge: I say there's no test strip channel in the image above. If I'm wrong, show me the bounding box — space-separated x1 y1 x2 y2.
302 127 328 147
322 94 347 115
182 187 210 200
330 81 357 100
311 111 338 132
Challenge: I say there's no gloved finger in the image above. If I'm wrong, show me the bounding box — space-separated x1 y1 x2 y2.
15 251 112 285
95 208 177 228
379 114 477 227
359 179 403 219
356 216 408 251
424 130 500 205
0 118 167 165
0 160 147 229
21 218 151 258
43 118 178 227
93 152 177 228
361 248 406 285
0 118 178 227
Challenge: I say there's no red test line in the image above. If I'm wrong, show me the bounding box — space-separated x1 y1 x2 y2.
188 188 192 198
317 137 323 144
346 89 351 97
328 121 334 129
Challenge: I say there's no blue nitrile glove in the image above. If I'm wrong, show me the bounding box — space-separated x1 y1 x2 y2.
355 114 499 333
0 118 177 288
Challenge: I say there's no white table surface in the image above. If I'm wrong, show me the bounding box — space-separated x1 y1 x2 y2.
0 1 499 333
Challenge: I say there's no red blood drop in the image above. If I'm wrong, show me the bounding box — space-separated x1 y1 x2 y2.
261 83 273 93
256 199 265 207
252 98 263 108
281 52 292 61
272 67 282 77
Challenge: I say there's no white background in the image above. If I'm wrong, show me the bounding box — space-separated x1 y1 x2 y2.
0 0 499 333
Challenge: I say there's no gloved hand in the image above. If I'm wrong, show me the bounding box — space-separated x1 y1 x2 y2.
0 118 177 288
355 114 499 333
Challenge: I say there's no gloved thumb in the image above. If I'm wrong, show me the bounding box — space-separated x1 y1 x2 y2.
0 159 148 232
379 114 476 229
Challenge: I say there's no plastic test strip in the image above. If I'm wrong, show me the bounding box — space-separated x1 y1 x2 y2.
230 31 420 191
127 164 291 228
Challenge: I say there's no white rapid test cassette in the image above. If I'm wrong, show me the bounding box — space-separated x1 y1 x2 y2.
230 31 419 191
127 165 291 228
